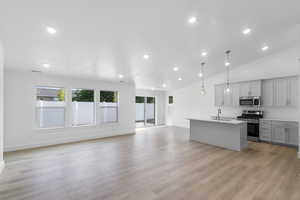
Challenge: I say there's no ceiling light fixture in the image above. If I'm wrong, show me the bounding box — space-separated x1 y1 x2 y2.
42 63 50 68
143 54 150 60
201 51 208 57
178 77 182 81
162 83 167 88
242 28 251 35
200 62 206 95
118 74 124 79
46 26 57 35
188 17 197 24
225 61 230 67
261 45 269 52
224 50 231 94
173 67 179 71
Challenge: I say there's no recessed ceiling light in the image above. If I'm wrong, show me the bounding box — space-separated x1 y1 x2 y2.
151 87 155 91
242 28 251 35
173 67 179 71
118 74 124 78
43 63 50 68
178 77 182 81
162 83 167 88
46 26 57 35
143 54 150 60
188 17 197 24
225 61 230 67
201 51 208 57
198 72 203 77
261 45 269 51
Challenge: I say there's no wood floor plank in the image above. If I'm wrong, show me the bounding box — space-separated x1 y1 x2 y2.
0 126 299 200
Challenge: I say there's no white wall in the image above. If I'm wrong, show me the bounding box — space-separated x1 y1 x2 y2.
0 41 4 171
4 70 136 152
136 89 166 125
167 46 300 128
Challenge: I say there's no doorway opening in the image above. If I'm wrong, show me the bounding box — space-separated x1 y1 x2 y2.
135 96 155 128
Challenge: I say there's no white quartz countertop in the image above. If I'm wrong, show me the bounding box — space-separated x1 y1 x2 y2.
186 118 246 125
260 118 298 123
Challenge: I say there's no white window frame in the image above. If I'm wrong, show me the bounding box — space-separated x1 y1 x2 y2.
99 90 119 124
71 88 96 127
36 86 66 129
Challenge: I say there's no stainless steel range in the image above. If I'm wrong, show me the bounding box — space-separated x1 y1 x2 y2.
237 110 264 141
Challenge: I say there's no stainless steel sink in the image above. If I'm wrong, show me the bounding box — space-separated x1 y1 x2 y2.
210 116 233 121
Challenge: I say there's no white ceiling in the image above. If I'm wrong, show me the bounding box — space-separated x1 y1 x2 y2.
0 0 300 90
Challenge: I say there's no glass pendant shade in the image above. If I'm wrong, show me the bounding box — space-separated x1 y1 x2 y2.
200 86 206 95
199 62 206 95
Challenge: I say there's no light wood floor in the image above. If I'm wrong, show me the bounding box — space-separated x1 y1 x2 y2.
1 126 300 200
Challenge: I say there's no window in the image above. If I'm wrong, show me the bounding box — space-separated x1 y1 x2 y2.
99 91 118 123
36 86 65 128
72 89 95 126
169 96 174 104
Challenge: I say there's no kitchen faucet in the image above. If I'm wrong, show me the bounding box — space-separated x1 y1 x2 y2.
217 108 222 120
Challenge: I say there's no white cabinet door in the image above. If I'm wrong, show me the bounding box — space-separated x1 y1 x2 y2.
272 126 287 144
262 79 274 107
239 82 250 97
274 78 289 106
223 88 232 107
249 80 261 96
215 84 224 107
260 128 272 141
286 122 298 146
287 77 298 107
231 83 240 107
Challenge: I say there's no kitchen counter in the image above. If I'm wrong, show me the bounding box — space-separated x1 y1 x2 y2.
186 117 246 125
260 118 299 123
187 118 248 151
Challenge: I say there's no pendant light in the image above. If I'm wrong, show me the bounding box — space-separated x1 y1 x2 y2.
224 50 231 94
200 62 206 95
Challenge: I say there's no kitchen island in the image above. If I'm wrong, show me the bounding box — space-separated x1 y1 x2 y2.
187 118 248 151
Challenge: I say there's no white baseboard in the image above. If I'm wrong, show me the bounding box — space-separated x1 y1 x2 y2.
0 161 5 174
4 130 135 152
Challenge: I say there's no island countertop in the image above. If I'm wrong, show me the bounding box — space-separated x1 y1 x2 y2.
186 117 246 125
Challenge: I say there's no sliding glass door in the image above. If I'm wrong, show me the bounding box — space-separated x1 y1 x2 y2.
135 96 155 127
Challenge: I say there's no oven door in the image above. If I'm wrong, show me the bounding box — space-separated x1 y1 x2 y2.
239 98 254 106
247 122 259 141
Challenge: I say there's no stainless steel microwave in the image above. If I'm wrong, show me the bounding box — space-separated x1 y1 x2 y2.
239 96 261 106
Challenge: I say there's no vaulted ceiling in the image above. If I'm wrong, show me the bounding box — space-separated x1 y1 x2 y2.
0 0 299 90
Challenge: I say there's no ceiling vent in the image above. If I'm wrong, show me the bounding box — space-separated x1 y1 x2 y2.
31 70 42 73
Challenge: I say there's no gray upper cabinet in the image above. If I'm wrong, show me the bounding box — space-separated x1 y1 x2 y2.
215 84 224 107
287 77 298 107
274 78 289 106
239 82 250 97
214 76 298 108
249 81 261 96
262 76 298 107
239 80 261 97
231 83 240 107
262 79 274 107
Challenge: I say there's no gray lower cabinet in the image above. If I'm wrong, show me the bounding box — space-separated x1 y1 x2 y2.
260 120 298 147
286 123 299 146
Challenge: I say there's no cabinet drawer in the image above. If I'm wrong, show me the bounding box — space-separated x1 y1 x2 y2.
260 123 271 129
260 126 271 132
260 120 271 126
260 130 271 141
